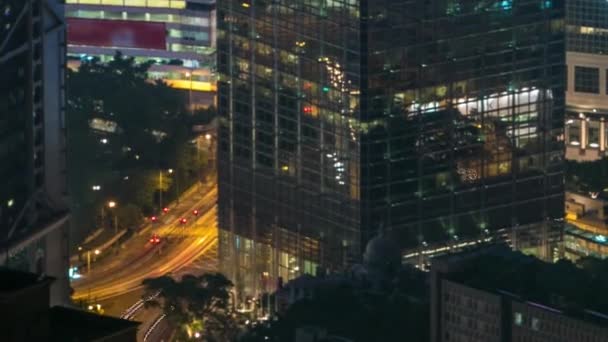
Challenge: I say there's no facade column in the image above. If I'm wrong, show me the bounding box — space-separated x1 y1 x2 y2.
600 118 606 152
581 118 587 149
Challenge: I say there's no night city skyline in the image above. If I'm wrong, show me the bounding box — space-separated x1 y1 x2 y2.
1 0 608 341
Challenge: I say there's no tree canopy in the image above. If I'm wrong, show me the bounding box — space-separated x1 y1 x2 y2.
242 268 430 342
67 52 210 241
565 158 608 193
142 273 239 341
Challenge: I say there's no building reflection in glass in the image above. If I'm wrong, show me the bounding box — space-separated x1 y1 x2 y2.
217 0 565 299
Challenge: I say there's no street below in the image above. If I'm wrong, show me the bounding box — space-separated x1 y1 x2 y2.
71 181 219 341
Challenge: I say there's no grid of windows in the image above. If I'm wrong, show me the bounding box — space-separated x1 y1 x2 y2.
65 9 211 27
218 0 565 297
1 1 37 235
567 0 608 53
574 66 599 93
65 0 186 9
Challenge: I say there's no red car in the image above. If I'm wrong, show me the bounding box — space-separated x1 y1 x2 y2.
150 216 158 222
193 209 199 216
149 234 161 244
179 218 187 224
162 207 169 214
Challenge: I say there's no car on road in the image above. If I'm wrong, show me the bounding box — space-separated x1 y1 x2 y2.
179 217 187 224
149 234 161 244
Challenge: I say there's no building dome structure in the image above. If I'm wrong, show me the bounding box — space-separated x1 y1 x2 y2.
363 232 401 277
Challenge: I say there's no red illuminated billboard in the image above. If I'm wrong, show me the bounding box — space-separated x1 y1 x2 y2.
67 18 166 50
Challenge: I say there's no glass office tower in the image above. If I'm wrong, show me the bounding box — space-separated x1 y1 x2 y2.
218 0 565 298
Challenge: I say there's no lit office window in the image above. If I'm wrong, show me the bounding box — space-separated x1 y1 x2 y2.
513 312 523 326
181 16 210 26
589 121 600 148
568 120 581 145
124 0 146 6
170 0 185 8
101 0 123 5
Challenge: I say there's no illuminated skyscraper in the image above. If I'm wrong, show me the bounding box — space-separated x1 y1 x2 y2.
564 0 608 160
561 0 608 260
218 0 565 298
0 0 70 304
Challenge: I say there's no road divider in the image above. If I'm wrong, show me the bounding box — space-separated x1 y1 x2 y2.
143 313 166 341
121 291 160 320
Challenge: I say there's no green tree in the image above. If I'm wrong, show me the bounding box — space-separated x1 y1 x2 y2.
67 52 207 240
115 203 143 231
142 273 238 341
565 158 608 192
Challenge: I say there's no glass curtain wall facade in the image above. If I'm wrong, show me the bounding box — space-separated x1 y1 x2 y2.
218 0 565 299
218 0 361 298
566 0 608 54
364 1 565 261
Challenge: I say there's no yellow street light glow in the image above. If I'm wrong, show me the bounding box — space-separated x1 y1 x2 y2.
94 249 101 255
205 134 212 140
281 165 289 171
108 201 116 208
168 169 174 174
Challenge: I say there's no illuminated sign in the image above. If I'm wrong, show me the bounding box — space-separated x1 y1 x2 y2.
67 18 166 50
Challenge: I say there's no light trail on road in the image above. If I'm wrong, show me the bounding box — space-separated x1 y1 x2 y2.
72 183 218 302
71 182 219 342
73 207 217 301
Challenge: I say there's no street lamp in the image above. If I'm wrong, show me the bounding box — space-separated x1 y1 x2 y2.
159 168 178 210
107 201 118 234
205 133 212 141
87 249 101 274
185 71 193 114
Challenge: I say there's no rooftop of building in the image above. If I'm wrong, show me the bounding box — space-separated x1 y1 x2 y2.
0 268 138 341
440 244 608 326
49 306 139 341
0 268 54 294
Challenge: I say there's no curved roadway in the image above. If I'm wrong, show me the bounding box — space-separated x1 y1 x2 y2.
72 183 218 303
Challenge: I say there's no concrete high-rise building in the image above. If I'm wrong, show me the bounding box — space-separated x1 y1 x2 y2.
217 0 565 298
64 0 217 108
562 0 608 261
430 245 608 342
0 0 70 305
564 0 608 160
